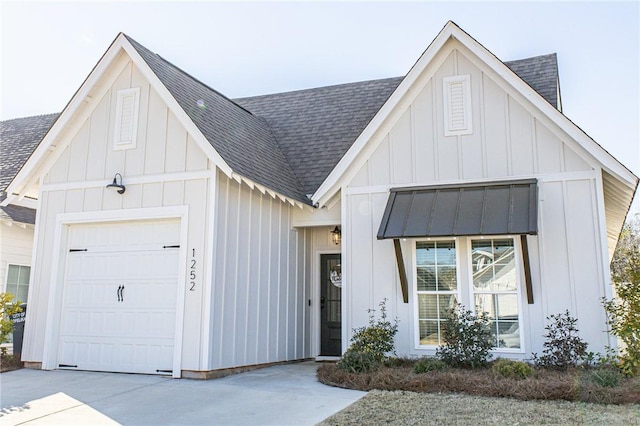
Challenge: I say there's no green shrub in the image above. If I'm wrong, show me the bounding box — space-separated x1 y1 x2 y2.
436 304 495 369
603 220 640 377
336 350 380 373
0 293 22 355
348 298 399 363
532 310 588 370
492 358 534 380
589 368 622 388
413 357 448 374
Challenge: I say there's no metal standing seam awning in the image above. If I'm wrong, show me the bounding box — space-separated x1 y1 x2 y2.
377 179 538 304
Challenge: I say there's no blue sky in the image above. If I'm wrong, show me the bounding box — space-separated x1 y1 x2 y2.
1 1 638 207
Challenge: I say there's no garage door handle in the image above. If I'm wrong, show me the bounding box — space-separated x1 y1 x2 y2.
117 285 124 302
121 285 125 302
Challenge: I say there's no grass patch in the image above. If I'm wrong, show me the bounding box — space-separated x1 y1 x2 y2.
318 361 640 405
0 353 23 373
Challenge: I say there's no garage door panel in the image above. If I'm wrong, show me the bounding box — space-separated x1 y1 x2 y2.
59 219 180 375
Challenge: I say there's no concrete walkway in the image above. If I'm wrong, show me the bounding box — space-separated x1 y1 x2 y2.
0 362 365 425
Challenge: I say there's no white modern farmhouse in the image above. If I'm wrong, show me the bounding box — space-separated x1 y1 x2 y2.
2 21 637 378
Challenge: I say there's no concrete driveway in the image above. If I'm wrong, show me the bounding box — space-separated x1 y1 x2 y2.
0 361 365 425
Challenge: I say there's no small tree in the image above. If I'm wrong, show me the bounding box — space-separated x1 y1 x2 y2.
604 215 640 376
532 310 588 370
0 293 23 355
436 304 495 368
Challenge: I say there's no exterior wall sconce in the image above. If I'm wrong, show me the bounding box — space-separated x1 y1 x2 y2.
106 173 126 194
331 226 341 245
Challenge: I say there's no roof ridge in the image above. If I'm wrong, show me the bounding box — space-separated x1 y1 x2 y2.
123 35 257 118
0 112 59 123
234 76 404 101
505 52 557 63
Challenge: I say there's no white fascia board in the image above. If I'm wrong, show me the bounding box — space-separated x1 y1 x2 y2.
119 40 233 178
6 35 131 200
312 20 637 206
7 34 235 203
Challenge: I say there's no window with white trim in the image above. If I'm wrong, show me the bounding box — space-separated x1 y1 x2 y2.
416 240 459 346
414 237 522 350
471 238 521 349
6 264 30 303
113 87 140 150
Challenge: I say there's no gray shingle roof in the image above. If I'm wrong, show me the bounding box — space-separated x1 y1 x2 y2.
0 204 36 225
234 55 559 196
234 78 403 196
1 40 559 207
0 113 58 200
505 53 559 109
124 35 307 203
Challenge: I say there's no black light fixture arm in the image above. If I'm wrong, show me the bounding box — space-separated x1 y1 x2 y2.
106 173 126 194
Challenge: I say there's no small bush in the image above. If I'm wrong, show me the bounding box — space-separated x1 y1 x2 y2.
589 368 622 388
0 293 22 355
436 304 495 369
532 310 588 370
492 359 534 380
336 350 380 373
414 357 448 374
349 298 399 363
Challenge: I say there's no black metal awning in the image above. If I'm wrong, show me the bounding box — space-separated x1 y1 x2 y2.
377 179 538 305
377 179 538 239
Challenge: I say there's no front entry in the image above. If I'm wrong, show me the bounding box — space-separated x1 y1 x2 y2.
320 254 342 356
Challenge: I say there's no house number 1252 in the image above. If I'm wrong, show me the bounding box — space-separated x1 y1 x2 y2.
189 248 196 291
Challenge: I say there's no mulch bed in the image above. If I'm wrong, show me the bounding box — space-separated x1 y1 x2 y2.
317 363 640 405
0 353 23 373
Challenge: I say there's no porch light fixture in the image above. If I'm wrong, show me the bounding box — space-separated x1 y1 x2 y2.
106 173 126 194
331 226 341 245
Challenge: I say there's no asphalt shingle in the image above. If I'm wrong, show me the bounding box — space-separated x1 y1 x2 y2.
1 44 559 208
505 53 559 109
125 35 307 203
0 113 58 198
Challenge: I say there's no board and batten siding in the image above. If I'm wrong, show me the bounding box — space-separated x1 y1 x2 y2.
342 43 610 357
0 224 34 297
211 172 311 369
23 59 215 372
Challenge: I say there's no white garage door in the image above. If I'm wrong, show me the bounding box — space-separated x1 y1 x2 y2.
57 219 181 375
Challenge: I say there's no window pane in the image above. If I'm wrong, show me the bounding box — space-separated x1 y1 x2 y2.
496 294 519 320
419 321 440 346
474 294 496 317
6 265 30 302
416 242 435 266
497 321 520 348
472 239 516 291
472 237 521 350
437 266 457 291
17 266 30 285
435 241 456 265
415 240 457 347
439 294 457 317
7 266 19 285
418 294 438 320
417 267 436 291
16 286 28 303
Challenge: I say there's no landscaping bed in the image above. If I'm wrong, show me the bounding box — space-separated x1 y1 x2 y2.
317 361 640 405
0 353 23 373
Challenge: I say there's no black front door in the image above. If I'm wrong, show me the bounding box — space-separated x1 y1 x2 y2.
320 254 342 356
